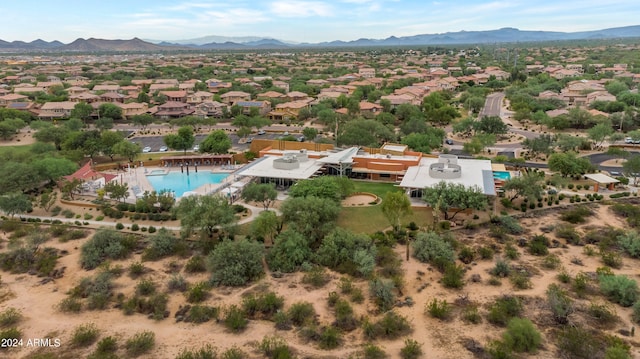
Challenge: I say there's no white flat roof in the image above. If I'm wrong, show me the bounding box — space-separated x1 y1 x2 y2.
399 157 496 195
236 155 324 180
317 147 360 165
585 173 619 184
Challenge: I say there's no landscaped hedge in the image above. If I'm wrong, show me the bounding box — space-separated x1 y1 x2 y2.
610 192 631 199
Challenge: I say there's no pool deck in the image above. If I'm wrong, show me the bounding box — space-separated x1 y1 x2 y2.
109 165 243 202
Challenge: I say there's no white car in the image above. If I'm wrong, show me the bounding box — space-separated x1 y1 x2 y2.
625 137 633 144
159 146 168 152
193 144 200 151
142 146 151 153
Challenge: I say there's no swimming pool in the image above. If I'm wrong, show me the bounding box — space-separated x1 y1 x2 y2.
147 169 166 175
493 171 511 181
146 171 229 197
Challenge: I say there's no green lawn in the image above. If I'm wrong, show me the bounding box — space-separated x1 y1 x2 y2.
337 205 433 234
0 143 35 157
352 180 402 198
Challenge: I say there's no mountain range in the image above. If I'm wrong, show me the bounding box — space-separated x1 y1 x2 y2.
1 26 639 52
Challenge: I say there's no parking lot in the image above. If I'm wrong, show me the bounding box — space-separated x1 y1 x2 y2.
130 131 287 153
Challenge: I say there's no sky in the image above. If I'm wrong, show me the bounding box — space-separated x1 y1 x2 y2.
1 0 638 43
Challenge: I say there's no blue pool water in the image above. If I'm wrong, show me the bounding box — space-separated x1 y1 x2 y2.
146 171 229 197
493 171 511 181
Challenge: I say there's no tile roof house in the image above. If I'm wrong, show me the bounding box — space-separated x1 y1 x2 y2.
160 90 188 103
119 102 149 118
187 91 214 104
38 101 77 119
359 101 384 118
69 93 100 103
220 91 251 105
92 84 120 93
236 100 272 116
206 79 233 93
195 101 229 118
269 100 310 121
257 91 286 100
153 101 194 119
149 83 178 92
0 94 28 107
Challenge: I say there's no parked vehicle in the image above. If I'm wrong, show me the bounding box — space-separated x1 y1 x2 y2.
142 146 151 153
159 146 168 152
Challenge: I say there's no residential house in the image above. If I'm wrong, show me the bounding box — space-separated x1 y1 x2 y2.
257 91 286 101
99 92 126 103
160 90 188 103
306 79 330 87
205 80 232 93
13 84 46 95
380 93 419 107
92 84 120 93
220 91 251 105
236 100 271 116
195 101 228 118
153 101 194 119
38 101 76 119
0 94 28 107
358 67 376 79
269 100 310 121
69 93 100 103
149 83 177 92
586 91 616 105
359 101 384 118
272 80 290 93
285 91 310 102
119 102 149 119
551 69 581 80
187 91 214 105
67 86 89 96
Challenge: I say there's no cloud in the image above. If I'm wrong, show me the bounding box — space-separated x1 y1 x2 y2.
270 0 333 17
165 2 218 11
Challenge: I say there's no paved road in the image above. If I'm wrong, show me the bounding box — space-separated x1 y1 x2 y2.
480 92 505 117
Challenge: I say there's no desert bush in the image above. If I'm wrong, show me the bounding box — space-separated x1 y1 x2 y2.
223 305 248 333
334 299 358 331
338 277 353 294
494 215 524 234
288 301 315 326
376 245 403 278
528 235 549 256
458 246 475 264
167 275 188 292
316 228 377 277
241 291 284 320
186 305 219 324
58 297 82 313
186 282 211 303
318 326 341 349
143 228 184 260
542 254 561 269
426 298 451 320
601 251 623 269
442 263 465 288
302 266 330 288
175 344 218 359
0 327 21 345
273 311 292 330
412 231 455 271
94 336 118 355
220 346 245 359
502 318 541 353
599 274 638 307
80 229 137 269
351 287 365 303
588 301 618 325
128 261 145 278
547 284 573 324
207 239 264 286
185 255 207 273
504 244 519 260
573 272 590 297
478 246 494 260
509 271 532 290
369 277 396 312
560 206 593 224
491 259 511 277
266 229 312 273
361 343 387 359
618 230 640 258
0 308 21 327
125 330 155 357
461 304 482 324
259 335 293 358
556 326 599 359
555 224 581 245
400 339 422 359
71 323 100 347
363 311 411 340
135 279 156 296
487 296 522 326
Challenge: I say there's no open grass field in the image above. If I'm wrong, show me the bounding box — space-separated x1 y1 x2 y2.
352 180 402 198
0 143 34 157
338 205 433 234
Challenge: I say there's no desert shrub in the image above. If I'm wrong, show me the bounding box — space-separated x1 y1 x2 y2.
458 246 475 264
478 246 494 260
618 230 640 258
115 222 124 230
556 326 599 359
334 299 358 331
363 311 411 340
585 227 625 250
185 305 219 324
361 343 387 359
442 263 465 288
557 270 571 283
94 336 118 355
556 224 581 245
351 287 365 303
400 339 422 359
528 235 549 256
125 330 155 357
223 305 248 333
60 229 88 242
542 254 561 269
143 228 184 260
80 229 137 269
633 301 640 324
267 229 312 273
487 296 522 326
491 259 511 277
573 272 590 297
273 311 292 330
58 297 82 313
604 345 632 359
494 215 524 234
599 274 638 306
147 226 156 233
288 301 315 326
71 323 100 347
338 277 353 294
560 206 593 224
131 223 139 231
128 261 145 278
302 266 330 288
0 327 21 344
70 271 114 310
135 279 156 296
175 344 218 359
167 274 188 292
220 347 245 359
319 326 341 349
504 244 519 260
502 318 541 353
0 308 21 328
426 298 451 320
509 271 532 290
185 255 207 273
461 304 482 324
186 282 211 303
259 335 292 358
588 302 618 325
601 251 623 269
207 239 264 286
547 284 573 324
316 228 377 277
376 245 403 278
369 277 396 312
242 292 284 320
412 231 454 271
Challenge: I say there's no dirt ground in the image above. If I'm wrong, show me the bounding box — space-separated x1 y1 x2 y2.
2 201 640 359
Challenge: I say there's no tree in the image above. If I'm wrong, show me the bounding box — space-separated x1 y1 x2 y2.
241 183 277 210
131 114 154 130
207 238 264 286
412 231 455 271
95 117 114 131
280 196 341 244
100 130 124 160
401 131 445 153
522 135 554 158
164 126 195 154
250 210 280 245
422 181 487 221
113 140 141 162
98 103 122 120
33 125 69 151
548 152 594 177
70 102 93 122
587 122 614 148
200 130 231 154
474 116 508 136
288 176 342 202
267 229 312 273
623 155 640 186
38 190 57 212
316 228 377 277
33 157 78 184
554 134 584 152
0 193 32 218
0 162 43 194
502 172 545 202
381 191 412 232
104 182 129 202
60 178 82 200
302 127 318 141
0 118 26 140
173 195 237 239
338 119 394 147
